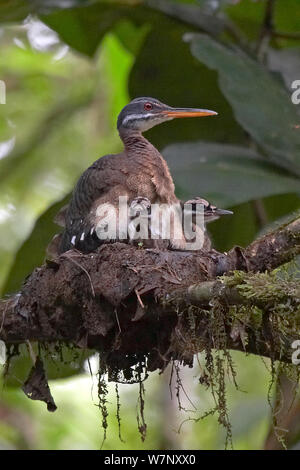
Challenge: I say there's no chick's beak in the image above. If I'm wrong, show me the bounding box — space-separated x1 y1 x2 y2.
214 209 233 216
162 107 217 118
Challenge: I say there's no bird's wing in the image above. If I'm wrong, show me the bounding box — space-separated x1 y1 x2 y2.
59 154 130 253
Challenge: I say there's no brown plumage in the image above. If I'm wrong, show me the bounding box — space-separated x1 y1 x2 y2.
48 97 232 257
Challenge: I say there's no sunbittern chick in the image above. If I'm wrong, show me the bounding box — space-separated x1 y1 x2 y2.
48 97 232 256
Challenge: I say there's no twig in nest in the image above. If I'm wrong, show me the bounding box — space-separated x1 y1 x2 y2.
114 308 122 333
62 254 95 297
135 289 145 309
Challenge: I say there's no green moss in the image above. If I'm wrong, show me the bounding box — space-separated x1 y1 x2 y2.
171 266 300 448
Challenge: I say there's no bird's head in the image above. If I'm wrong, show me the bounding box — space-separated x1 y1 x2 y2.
117 97 217 133
185 197 233 223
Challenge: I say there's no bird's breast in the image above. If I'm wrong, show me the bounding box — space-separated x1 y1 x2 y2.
126 151 176 204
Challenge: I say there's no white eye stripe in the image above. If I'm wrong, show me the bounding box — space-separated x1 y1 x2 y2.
122 113 159 125
71 235 76 245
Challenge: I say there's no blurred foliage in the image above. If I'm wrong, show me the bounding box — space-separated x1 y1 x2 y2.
0 0 299 450
163 142 300 205
0 352 272 450
3 343 92 387
188 33 300 175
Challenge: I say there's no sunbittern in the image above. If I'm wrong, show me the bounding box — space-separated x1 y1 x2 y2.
48 97 232 256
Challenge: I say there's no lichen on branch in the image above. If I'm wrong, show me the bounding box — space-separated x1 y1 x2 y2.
0 216 300 367
0 215 299 436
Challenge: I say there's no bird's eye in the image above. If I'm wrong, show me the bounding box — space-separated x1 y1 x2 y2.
144 102 153 111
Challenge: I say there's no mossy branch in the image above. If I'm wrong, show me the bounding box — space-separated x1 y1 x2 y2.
0 216 300 370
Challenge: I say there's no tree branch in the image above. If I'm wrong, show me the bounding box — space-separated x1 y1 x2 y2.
256 0 276 61
0 216 299 372
272 30 300 40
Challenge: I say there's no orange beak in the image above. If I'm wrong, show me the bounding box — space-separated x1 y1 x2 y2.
162 108 217 118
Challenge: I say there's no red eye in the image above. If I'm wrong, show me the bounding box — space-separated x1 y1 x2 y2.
144 102 153 111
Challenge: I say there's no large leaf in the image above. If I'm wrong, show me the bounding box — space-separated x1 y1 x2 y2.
2 195 69 296
268 48 300 89
210 193 300 253
129 23 246 149
41 2 131 57
41 0 226 57
145 0 226 35
4 343 92 388
209 201 258 252
162 141 300 206
187 34 300 177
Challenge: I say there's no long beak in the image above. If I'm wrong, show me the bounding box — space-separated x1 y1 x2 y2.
214 209 233 216
163 107 217 118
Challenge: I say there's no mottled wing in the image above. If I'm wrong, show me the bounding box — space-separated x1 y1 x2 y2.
59 154 128 253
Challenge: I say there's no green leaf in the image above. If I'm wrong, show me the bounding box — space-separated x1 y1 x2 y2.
2 195 69 297
113 20 150 55
268 48 300 89
162 141 300 206
4 343 93 387
211 202 258 251
41 2 126 57
210 194 300 253
40 0 226 57
145 0 226 35
129 24 245 149
264 193 300 224
187 34 300 176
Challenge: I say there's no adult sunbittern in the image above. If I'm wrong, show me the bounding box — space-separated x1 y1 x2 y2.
48 97 232 256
